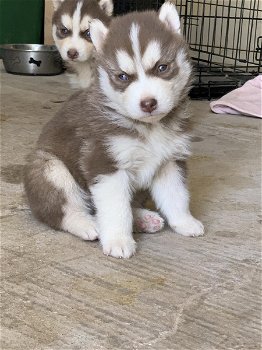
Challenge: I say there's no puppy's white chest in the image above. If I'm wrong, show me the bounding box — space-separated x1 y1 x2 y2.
108 126 190 189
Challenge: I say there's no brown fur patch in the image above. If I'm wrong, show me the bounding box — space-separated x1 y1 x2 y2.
36 88 137 188
24 152 66 230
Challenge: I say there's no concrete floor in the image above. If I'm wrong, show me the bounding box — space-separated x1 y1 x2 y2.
1 63 261 350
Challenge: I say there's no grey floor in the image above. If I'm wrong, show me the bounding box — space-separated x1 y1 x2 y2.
1 64 261 350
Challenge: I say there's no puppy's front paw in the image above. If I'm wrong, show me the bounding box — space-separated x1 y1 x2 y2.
171 215 204 237
102 236 136 258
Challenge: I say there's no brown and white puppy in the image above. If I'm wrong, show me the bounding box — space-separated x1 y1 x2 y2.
24 2 204 258
52 0 113 88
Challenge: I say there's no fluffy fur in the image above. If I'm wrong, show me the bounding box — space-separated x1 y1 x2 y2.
52 0 113 89
24 3 204 258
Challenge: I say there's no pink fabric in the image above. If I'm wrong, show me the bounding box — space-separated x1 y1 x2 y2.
210 75 262 118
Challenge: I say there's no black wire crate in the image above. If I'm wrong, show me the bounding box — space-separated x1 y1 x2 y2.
176 0 262 99
113 0 164 15
113 0 262 99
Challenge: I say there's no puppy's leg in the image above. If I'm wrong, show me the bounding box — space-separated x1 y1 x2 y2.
133 208 164 233
90 170 136 258
24 151 98 240
151 161 204 237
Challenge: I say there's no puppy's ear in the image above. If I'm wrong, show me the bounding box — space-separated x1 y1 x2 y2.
158 2 181 34
52 0 64 11
98 0 114 16
90 19 109 52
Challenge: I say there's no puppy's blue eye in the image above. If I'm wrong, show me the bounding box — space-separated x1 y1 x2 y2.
61 27 69 35
85 29 91 38
118 73 129 81
158 64 168 72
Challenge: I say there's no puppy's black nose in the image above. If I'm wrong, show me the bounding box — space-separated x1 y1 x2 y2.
67 49 79 60
140 98 157 113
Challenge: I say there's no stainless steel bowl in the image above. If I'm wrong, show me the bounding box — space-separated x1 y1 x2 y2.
0 44 63 76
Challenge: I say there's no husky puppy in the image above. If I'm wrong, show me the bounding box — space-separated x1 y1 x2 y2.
24 2 204 258
52 0 113 88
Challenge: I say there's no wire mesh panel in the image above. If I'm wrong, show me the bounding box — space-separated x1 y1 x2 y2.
113 0 164 15
175 0 262 98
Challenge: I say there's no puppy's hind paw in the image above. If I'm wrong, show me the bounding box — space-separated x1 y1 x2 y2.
62 214 99 241
134 208 165 233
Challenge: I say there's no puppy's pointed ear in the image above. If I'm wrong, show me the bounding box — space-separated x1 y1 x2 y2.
98 0 114 16
52 0 64 11
90 19 109 52
158 2 181 34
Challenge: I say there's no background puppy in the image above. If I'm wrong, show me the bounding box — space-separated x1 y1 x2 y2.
52 0 113 88
24 2 204 258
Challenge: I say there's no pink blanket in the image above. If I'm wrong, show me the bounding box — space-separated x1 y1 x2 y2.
210 75 262 118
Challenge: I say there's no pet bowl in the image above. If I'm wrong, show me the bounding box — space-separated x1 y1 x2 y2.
0 44 63 76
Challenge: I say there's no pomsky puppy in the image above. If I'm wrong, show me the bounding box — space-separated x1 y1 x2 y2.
24 2 204 259
52 0 113 88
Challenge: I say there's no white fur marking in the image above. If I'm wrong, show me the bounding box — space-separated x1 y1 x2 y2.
129 23 141 60
67 60 95 89
90 19 109 52
129 23 145 77
107 125 190 189
52 24 58 41
72 1 83 39
142 40 161 71
116 50 135 74
61 14 72 30
80 15 92 32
